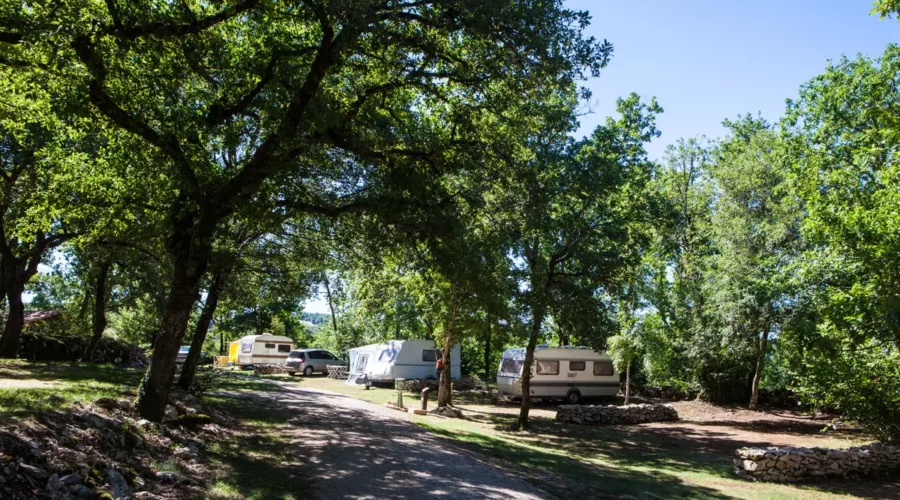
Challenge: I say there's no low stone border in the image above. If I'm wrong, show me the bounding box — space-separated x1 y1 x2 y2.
556 403 678 425
734 443 900 482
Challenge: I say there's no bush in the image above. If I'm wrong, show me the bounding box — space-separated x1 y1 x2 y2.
395 379 438 393
189 367 223 396
794 340 900 443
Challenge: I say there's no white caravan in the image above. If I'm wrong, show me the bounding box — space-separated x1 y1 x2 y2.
347 339 461 383
234 334 294 367
496 345 619 404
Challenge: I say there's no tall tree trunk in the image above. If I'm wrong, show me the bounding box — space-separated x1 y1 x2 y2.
624 362 631 405
0 230 74 358
437 285 460 408
323 272 338 333
0 274 26 359
483 317 492 382
178 269 225 390
82 261 111 362
517 302 547 429
136 215 212 421
749 327 770 411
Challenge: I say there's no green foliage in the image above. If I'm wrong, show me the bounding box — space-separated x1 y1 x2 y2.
607 334 640 373
783 45 900 440
872 0 900 18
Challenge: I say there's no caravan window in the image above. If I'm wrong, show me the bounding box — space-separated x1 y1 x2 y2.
593 361 614 376
278 345 291 353
422 349 441 362
378 350 395 362
241 342 253 353
499 358 524 375
569 361 586 371
536 360 559 375
264 343 276 349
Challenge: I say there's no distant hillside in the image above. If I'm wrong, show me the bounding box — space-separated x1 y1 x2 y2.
301 312 331 326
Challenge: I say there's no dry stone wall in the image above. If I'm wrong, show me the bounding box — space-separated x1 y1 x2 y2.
734 443 900 482
556 404 679 425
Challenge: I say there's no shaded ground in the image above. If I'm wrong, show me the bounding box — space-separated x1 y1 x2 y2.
212 378 547 500
268 374 900 500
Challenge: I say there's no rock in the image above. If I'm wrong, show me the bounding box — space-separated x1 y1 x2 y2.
107 469 130 499
60 472 83 485
186 440 202 454
733 442 900 483
46 473 61 497
556 403 679 426
155 471 177 483
19 463 50 479
174 446 195 460
429 406 464 418
133 492 160 500
164 405 179 421
71 484 94 498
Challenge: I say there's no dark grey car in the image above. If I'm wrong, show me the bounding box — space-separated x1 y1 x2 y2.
285 349 347 376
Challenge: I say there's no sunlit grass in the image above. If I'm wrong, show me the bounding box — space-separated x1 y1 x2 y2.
0 360 142 417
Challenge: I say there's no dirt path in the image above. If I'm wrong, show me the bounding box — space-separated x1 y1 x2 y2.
231 380 548 500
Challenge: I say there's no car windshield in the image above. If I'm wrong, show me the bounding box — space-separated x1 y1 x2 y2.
289 352 305 359
499 358 524 375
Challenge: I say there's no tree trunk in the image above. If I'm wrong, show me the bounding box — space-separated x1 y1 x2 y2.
83 261 111 362
0 274 26 359
483 317 492 382
323 272 339 333
136 217 212 421
178 269 225 390
749 327 770 411
437 286 460 408
624 362 631 405
517 303 546 429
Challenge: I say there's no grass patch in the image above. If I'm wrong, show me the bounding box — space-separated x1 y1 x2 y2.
0 360 142 417
205 388 310 500
409 406 885 500
267 372 892 500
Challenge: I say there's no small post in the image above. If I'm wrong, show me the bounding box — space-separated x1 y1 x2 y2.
395 378 406 409
421 387 431 411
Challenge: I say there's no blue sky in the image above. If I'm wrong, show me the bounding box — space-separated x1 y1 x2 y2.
301 2 898 314
567 0 898 159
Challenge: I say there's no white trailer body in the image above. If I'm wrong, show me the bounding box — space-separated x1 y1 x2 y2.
236 334 294 366
496 345 619 403
348 339 461 382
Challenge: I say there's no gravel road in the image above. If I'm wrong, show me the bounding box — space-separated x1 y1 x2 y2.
249 379 548 500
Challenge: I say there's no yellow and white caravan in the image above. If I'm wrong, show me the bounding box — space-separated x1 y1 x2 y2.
228 334 293 368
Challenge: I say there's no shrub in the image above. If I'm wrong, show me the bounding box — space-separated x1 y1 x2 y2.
794 340 900 443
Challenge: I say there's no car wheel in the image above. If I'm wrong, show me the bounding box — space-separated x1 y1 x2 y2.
566 389 581 404
303 366 314 376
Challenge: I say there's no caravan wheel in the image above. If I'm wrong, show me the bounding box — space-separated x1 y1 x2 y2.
303 366 314 376
566 389 581 404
